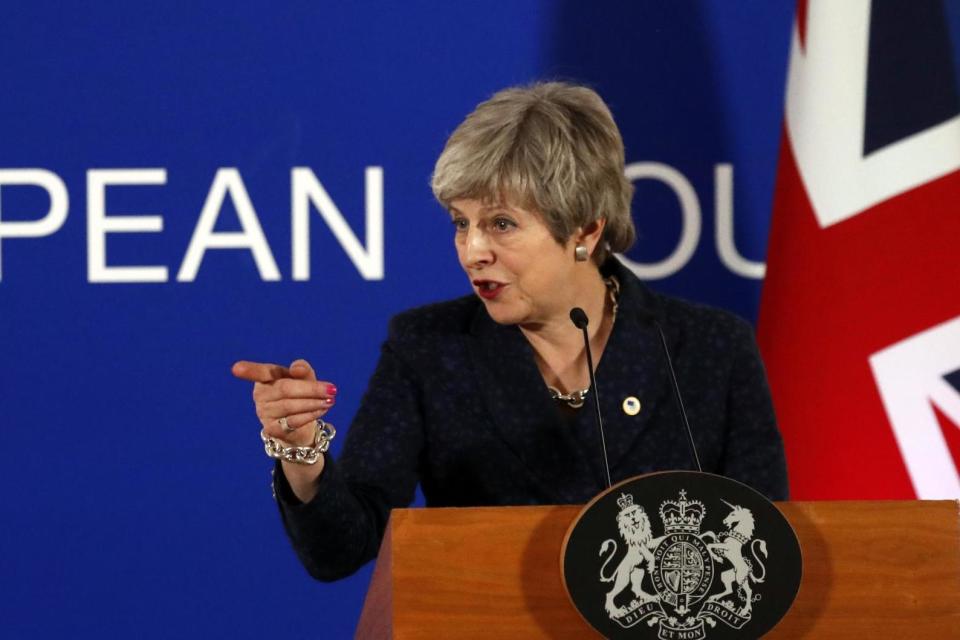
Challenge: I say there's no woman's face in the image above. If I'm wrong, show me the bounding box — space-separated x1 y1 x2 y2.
450 198 581 327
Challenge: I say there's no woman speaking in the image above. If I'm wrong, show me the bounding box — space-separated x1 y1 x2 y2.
232 82 788 581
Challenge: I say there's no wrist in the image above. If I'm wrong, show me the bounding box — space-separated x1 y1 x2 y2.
280 455 326 503
261 419 336 466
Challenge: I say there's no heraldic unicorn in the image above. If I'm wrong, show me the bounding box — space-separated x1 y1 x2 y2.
597 489 769 639
704 500 768 617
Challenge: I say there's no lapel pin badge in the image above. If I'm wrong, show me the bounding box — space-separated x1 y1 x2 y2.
622 396 641 416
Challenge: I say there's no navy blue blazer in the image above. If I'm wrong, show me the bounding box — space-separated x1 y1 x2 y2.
275 259 788 581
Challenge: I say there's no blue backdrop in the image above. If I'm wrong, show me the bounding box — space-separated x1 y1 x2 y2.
6 2 947 637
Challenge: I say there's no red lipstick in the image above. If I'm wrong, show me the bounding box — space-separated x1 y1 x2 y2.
473 279 506 300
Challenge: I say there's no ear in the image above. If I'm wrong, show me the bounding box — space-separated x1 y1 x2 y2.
574 218 607 257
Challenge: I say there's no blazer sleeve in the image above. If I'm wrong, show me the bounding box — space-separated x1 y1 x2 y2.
718 320 790 501
273 336 425 581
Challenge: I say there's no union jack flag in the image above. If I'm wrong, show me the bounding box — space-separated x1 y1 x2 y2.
758 0 960 499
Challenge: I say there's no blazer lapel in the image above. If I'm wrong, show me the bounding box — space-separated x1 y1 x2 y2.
466 309 604 501
571 270 673 483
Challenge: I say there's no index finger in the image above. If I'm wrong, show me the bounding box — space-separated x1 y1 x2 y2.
232 360 291 383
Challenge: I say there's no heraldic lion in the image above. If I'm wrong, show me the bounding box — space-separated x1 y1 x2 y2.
598 504 659 616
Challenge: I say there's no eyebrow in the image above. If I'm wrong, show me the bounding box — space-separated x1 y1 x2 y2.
450 202 514 216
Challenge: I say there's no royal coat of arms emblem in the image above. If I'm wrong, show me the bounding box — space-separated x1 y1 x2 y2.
563 472 801 640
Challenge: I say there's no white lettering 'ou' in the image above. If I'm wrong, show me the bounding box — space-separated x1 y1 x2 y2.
618 162 701 280
617 162 764 280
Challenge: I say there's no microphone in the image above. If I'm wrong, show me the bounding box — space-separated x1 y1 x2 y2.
569 307 612 489
640 310 703 472
570 307 589 330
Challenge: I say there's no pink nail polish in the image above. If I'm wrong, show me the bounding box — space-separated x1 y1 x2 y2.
326 384 338 396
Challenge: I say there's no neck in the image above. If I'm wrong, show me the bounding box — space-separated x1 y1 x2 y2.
520 266 614 393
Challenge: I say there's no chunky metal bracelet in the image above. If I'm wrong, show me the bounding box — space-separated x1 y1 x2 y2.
260 419 336 465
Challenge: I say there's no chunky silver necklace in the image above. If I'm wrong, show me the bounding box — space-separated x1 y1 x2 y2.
547 385 590 408
547 276 620 409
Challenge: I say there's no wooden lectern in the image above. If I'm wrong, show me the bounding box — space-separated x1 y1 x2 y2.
356 501 960 638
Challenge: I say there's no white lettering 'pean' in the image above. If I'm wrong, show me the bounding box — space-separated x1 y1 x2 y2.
0 169 69 282
0 167 384 283
292 166 383 281
177 168 280 282
87 169 168 283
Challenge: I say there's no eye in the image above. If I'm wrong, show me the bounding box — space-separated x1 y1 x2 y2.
492 216 516 232
451 217 469 233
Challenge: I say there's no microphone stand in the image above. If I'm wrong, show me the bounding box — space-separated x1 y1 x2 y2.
570 308 612 489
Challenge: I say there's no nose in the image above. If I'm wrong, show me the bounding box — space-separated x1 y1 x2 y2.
462 227 494 269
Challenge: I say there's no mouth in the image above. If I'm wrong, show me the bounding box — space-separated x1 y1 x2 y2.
473 279 507 300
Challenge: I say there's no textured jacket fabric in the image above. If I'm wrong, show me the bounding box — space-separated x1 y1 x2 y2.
274 259 788 581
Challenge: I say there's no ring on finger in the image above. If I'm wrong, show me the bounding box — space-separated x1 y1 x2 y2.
278 416 295 434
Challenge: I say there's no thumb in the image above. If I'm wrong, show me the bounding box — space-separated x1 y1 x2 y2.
289 358 317 382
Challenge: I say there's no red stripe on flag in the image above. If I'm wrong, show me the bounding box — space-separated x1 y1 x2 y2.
796 0 808 50
758 129 960 499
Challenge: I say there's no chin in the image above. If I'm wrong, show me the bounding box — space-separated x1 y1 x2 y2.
481 301 527 326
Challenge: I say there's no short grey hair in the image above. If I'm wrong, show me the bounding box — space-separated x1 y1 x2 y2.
431 82 635 263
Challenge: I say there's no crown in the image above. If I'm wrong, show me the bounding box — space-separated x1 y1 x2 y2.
659 490 706 534
617 492 635 511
